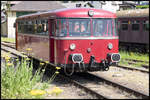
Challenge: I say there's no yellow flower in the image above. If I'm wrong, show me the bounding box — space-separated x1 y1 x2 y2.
16 58 19 61
7 63 13 67
21 52 26 55
51 87 63 96
5 56 11 60
55 71 59 74
45 61 49 64
23 55 28 58
26 58 30 61
26 48 32 51
40 62 45 66
56 67 61 70
40 58 43 61
29 89 46 96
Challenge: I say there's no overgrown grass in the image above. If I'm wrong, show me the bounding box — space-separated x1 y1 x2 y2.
119 50 149 67
1 52 62 99
119 50 149 62
1 37 15 43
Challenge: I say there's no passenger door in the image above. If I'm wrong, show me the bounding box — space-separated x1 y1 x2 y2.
49 19 55 63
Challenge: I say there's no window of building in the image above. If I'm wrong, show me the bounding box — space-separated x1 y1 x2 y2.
132 20 140 31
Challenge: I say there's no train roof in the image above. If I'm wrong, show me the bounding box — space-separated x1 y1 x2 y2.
116 8 149 18
16 8 116 20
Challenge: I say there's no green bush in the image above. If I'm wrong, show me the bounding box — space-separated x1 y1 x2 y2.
1 57 47 99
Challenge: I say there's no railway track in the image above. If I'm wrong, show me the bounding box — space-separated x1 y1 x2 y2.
1 42 15 49
1 43 149 99
67 72 148 99
125 58 149 64
115 65 149 74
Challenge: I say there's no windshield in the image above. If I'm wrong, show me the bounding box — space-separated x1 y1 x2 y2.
68 18 91 37
55 18 117 37
93 18 117 36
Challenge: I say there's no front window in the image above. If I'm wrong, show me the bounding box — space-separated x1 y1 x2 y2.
68 18 91 37
93 19 117 36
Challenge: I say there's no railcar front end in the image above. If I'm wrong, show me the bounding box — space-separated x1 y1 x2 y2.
53 17 120 75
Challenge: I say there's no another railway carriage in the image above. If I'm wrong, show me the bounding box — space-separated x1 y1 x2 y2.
117 8 149 52
15 8 120 75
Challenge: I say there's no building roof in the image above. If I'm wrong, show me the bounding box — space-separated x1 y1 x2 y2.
10 1 66 12
116 8 149 18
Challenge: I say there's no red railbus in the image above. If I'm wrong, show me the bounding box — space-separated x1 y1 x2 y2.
15 8 120 75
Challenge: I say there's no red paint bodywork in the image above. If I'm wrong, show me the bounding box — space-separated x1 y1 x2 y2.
55 39 118 64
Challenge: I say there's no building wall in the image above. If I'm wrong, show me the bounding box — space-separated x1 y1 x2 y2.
1 22 7 37
7 11 16 38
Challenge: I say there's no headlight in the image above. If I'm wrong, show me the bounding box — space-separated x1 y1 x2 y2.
108 43 113 50
70 43 76 50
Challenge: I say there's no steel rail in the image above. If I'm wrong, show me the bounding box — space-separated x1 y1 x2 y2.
58 74 109 99
125 58 149 63
116 65 149 74
1 42 15 49
87 72 149 99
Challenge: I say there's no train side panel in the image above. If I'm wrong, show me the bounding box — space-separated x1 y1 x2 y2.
17 34 50 61
118 17 149 45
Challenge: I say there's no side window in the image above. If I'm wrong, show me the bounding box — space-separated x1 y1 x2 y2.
37 20 43 34
36 19 48 35
45 20 49 35
18 21 21 33
143 20 149 31
56 19 67 37
113 19 117 36
132 20 140 31
56 19 60 36
33 20 37 34
51 20 55 36
27 20 34 34
60 19 67 36
121 21 128 31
